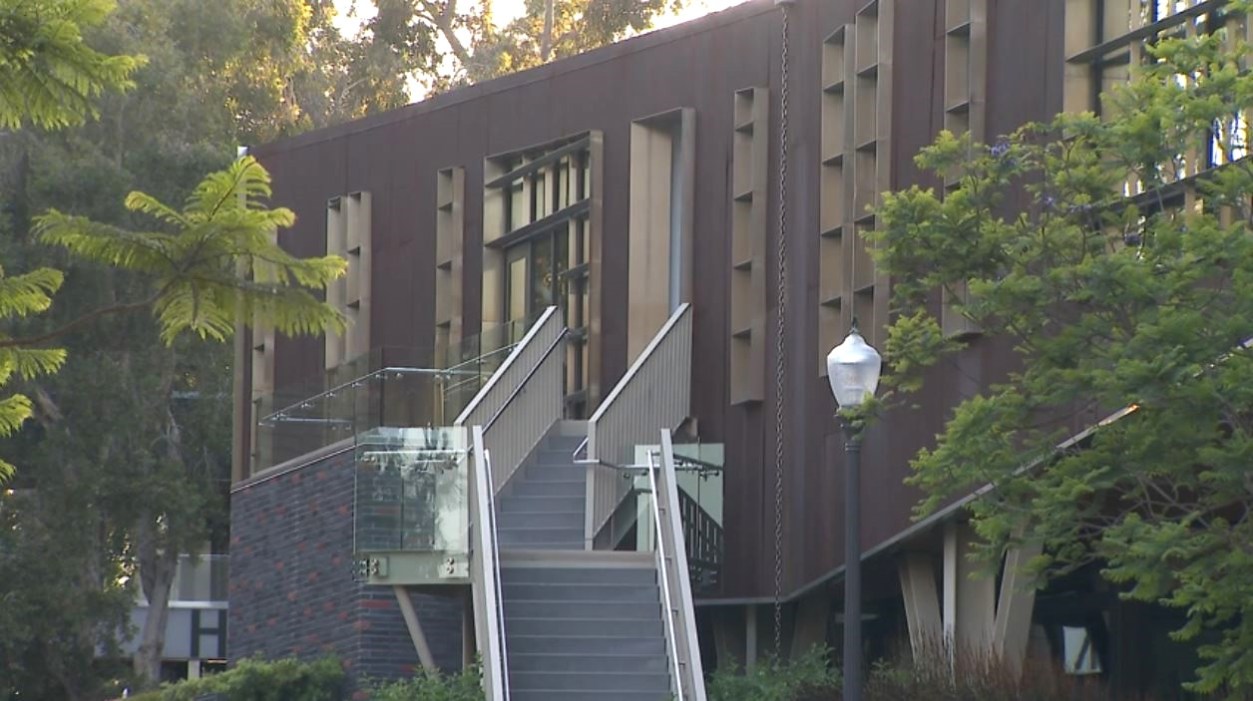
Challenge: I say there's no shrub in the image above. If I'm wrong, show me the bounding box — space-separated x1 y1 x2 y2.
708 646 841 701
139 657 345 701
862 643 1129 701
365 666 483 701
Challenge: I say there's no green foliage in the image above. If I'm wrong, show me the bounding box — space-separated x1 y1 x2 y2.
707 647 841 701
142 657 345 701
871 17 1253 693
326 0 687 97
366 666 485 701
0 266 66 479
0 0 142 129
35 156 347 344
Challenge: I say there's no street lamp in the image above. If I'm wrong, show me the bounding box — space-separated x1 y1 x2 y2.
826 321 881 701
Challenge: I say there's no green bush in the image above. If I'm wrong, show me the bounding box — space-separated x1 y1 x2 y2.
140 657 345 701
708 646 841 701
365 666 483 701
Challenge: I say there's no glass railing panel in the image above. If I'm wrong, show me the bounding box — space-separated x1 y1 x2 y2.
353 427 469 574
632 441 725 596
251 316 540 473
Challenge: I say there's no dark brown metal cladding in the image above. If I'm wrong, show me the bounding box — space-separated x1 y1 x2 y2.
244 0 1065 601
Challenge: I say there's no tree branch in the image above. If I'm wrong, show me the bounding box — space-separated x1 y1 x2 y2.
421 0 472 67
0 292 161 349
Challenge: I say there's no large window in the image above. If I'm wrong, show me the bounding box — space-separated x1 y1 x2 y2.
483 133 602 415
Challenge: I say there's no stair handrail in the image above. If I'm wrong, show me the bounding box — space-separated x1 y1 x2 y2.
584 303 692 540
649 429 708 701
456 306 566 494
470 426 509 701
646 448 685 701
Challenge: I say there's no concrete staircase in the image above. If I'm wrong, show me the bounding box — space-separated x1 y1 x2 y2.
501 552 672 700
496 422 588 551
493 422 673 700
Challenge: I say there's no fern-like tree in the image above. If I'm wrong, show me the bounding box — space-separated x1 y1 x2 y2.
0 0 141 478
26 156 345 684
872 2 1253 692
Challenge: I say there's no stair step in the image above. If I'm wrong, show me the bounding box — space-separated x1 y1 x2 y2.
502 582 659 603
505 600 660 620
506 617 663 638
524 461 586 479
532 449 583 465
501 567 656 585
506 635 665 656
500 495 584 513
507 652 668 674
549 420 588 438
510 479 585 497
499 541 585 551
510 671 671 692
510 691 669 701
498 528 584 546
497 511 584 530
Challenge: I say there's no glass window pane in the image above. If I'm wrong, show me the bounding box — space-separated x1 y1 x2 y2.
507 248 528 322
531 235 554 313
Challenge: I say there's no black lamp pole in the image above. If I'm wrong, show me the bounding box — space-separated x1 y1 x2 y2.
842 417 863 701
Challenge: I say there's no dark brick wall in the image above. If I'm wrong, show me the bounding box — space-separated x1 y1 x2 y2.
229 449 464 686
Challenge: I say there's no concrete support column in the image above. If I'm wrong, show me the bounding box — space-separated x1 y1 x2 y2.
898 552 942 653
898 522 1040 677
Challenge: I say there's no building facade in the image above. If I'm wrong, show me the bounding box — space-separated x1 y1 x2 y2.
228 0 1226 697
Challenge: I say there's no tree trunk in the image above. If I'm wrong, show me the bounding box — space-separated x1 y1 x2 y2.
133 517 178 684
541 0 555 61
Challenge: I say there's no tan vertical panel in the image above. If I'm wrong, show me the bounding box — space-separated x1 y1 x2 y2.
941 0 984 339
627 121 674 360
626 109 695 361
1063 0 1096 113
586 131 605 410
346 191 372 360
729 87 768 405
819 26 852 376
435 167 466 363
871 0 894 350
324 198 348 369
481 159 507 328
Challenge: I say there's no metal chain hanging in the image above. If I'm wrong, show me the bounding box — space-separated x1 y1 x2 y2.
772 0 793 658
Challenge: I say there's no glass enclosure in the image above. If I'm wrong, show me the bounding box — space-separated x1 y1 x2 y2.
352 427 470 583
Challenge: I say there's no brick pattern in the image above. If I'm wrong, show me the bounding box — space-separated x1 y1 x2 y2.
229 451 464 687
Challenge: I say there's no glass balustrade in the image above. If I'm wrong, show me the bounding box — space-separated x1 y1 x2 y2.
352 426 470 584
251 316 538 473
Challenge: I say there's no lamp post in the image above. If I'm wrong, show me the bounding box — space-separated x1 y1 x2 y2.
826 321 882 701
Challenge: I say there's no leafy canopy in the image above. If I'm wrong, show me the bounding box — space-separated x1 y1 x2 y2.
871 2 1253 691
0 0 142 479
35 156 347 345
0 0 142 129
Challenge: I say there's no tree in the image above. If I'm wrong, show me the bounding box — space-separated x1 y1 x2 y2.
0 0 141 481
0 0 142 130
0 2 351 695
330 0 686 95
29 157 345 686
871 4 1253 692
